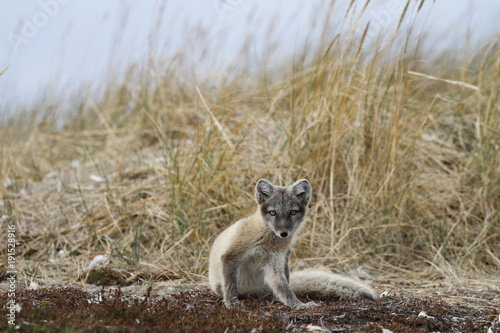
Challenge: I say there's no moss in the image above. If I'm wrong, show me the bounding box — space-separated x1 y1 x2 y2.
0 286 496 332
84 268 131 286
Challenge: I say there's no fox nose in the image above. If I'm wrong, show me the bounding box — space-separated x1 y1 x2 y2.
280 231 289 238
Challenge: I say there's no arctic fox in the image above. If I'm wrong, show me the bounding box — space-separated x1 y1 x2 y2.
209 179 377 309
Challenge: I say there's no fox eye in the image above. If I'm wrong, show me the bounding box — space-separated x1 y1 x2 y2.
290 210 297 215
269 210 276 216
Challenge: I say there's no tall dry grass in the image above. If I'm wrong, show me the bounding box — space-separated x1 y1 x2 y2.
1 2 499 287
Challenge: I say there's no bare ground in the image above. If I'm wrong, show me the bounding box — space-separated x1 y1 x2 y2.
1 278 499 333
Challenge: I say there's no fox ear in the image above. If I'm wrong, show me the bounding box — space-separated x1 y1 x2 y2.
292 179 311 205
255 179 275 204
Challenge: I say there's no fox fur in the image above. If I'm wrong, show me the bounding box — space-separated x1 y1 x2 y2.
208 178 377 309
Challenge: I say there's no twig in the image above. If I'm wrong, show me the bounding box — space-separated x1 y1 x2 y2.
0 65 9 76
196 86 234 150
408 70 479 91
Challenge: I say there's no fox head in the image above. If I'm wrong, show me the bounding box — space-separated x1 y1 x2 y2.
255 179 311 239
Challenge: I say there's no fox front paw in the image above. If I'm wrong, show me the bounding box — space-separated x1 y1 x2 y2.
224 299 240 309
293 300 319 309
301 301 319 308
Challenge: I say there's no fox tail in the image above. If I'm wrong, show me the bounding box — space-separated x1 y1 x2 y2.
290 269 377 300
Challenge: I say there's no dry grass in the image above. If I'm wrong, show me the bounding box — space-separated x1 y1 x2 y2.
0 2 499 290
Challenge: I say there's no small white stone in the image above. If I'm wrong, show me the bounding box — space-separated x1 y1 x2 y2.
3 178 12 188
88 254 109 269
418 311 435 319
306 324 329 332
90 175 105 182
154 157 168 163
420 133 437 141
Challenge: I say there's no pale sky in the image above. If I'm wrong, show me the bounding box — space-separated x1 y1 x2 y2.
1 0 499 113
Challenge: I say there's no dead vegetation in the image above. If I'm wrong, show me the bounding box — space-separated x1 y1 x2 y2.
0 0 499 331
0 284 498 332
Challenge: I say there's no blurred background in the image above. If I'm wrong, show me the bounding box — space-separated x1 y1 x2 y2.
2 0 500 114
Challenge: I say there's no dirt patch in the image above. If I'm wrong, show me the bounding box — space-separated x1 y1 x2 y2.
1 285 498 332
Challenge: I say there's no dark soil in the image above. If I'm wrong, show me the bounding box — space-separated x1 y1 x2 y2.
1 285 498 333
